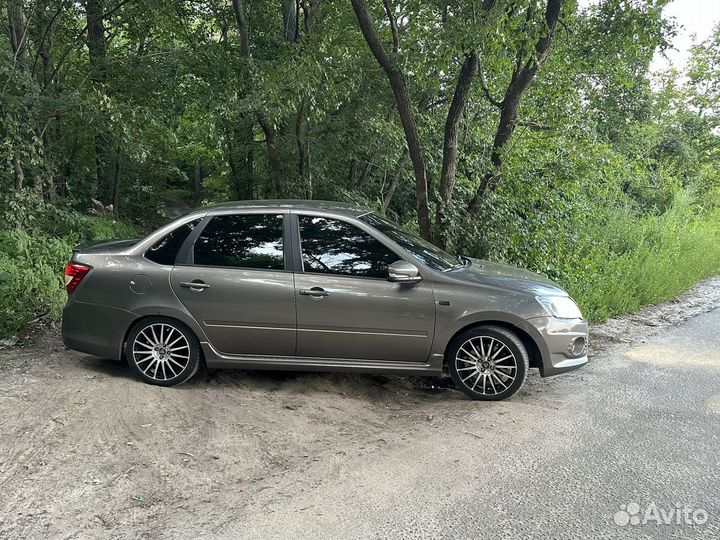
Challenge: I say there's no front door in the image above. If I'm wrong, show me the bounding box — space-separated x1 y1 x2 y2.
170 212 296 356
294 214 435 363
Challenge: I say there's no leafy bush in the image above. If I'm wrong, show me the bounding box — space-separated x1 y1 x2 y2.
0 229 70 337
0 191 141 338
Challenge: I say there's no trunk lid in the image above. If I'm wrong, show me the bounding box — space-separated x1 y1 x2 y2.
73 238 138 255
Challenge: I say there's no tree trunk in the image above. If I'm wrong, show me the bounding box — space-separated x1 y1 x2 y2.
229 0 257 200
111 157 121 214
12 154 24 190
242 122 254 199
34 6 59 200
194 158 204 201
228 121 255 200
36 7 55 87
85 0 116 210
358 158 374 186
86 0 108 79
258 116 284 197
295 99 311 198
350 0 432 241
7 0 29 68
439 52 478 203
42 130 57 199
347 158 358 185
7 0 29 193
383 148 408 213
231 0 250 57
282 0 298 42
435 51 479 248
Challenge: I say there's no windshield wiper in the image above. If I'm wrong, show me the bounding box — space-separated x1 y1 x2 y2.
449 255 469 270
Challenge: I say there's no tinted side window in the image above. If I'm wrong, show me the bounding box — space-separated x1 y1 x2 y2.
145 219 201 265
298 216 398 278
194 214 284 270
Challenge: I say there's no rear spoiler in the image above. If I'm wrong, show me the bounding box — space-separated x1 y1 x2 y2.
73 238 139 257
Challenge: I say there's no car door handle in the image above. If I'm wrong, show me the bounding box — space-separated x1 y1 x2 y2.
180 280 210 291
299 287 329 297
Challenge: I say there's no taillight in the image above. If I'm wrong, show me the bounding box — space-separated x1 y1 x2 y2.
64 262 91 294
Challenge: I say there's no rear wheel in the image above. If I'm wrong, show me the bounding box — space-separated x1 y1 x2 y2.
125 317 200 386
447 325 529 401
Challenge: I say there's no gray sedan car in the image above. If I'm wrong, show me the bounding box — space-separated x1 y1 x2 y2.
62 200 588 400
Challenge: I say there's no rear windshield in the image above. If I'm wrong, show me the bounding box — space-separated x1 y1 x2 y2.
145 219 201 265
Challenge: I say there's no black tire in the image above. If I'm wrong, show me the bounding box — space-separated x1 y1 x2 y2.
125 317 201 387
447 325 529 401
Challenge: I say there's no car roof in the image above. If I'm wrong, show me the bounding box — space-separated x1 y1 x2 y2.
203 199 373 218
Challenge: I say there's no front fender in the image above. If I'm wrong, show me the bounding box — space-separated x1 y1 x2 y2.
430 309 551 370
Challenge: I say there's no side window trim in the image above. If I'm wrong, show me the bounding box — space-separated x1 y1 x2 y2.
294 212 404 279
285 212 300 272
143 217 204 266
175 215 211 266
177 211 291 271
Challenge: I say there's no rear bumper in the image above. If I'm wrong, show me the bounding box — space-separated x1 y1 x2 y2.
62 299 137 360
526 316 589 377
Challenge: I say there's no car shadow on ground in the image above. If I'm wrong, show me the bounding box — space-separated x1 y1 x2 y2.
78 356 135 380
76 353 461 401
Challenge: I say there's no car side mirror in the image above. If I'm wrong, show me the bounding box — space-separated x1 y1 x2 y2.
388 260 422 283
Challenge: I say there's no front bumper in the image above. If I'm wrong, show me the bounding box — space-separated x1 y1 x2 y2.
526 316 589 377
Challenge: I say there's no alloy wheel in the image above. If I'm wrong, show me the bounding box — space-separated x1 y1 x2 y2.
131 323 191 381
454 335 518 397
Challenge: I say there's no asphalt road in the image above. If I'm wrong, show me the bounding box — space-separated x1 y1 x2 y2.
1 304 719 539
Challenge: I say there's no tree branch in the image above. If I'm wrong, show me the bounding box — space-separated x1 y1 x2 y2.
383 147 408 213
439 51 478 202
32 1 70 76
478 64 503 108
517 119 551 131
382 0 400 54
351 0 395 71
468 0 565 214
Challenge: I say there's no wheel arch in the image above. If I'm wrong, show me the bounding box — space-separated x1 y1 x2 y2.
120 312 206 365
443 317 546 371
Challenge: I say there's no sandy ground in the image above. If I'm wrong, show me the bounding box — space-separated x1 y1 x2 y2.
1 277 720 539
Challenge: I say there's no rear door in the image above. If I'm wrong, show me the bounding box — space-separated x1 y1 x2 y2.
170 212 296 356
293 214 435 363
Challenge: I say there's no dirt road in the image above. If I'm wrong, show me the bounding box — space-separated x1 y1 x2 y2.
2 278 720 539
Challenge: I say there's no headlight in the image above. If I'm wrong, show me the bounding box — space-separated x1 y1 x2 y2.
536 295 583 319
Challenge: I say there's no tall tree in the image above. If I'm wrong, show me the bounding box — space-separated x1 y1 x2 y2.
469 0 565 213
350 0 433 240
6 0 30 190
228 0 255 199
85 0 118 211
351 0 501 243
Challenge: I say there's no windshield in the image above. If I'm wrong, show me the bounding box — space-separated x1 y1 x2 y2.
359 213 462 272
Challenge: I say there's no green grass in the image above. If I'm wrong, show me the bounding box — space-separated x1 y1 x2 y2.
567 193 720 321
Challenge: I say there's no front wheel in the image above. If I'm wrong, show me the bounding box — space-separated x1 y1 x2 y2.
447 325 529 401
125 317 200 386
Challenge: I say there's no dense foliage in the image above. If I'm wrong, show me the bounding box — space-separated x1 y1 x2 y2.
2 0 720 337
